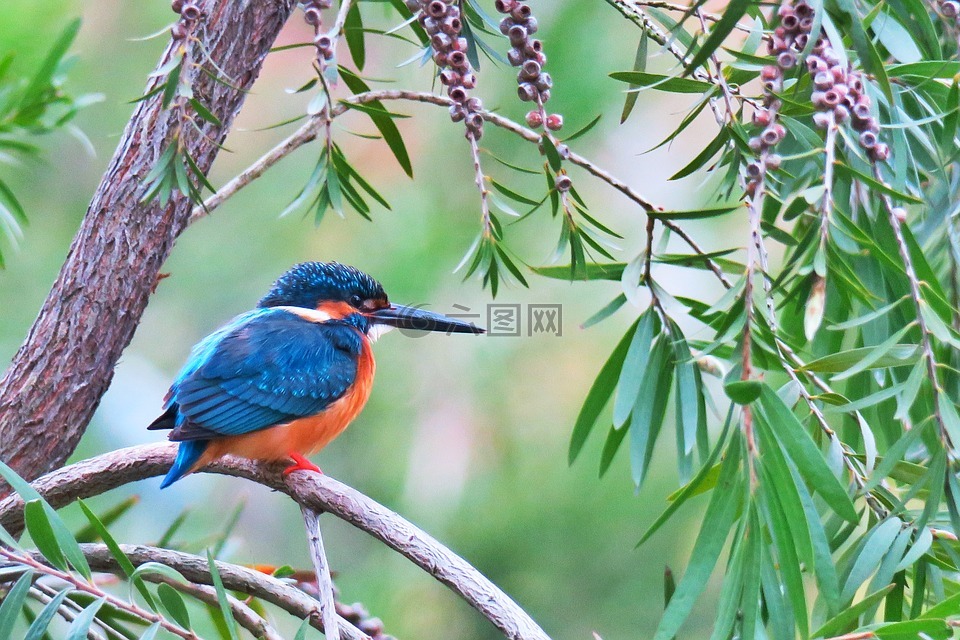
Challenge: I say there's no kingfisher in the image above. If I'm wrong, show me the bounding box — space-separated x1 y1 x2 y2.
149 261 482 488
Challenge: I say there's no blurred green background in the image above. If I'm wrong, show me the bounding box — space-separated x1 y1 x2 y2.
0 2 739 638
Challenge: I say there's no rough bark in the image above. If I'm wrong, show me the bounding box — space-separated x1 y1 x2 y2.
0 0 296 483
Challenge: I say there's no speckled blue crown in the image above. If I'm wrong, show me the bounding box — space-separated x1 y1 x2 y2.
258 262 386 309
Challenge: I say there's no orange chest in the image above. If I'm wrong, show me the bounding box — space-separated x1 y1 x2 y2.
201 339 376 463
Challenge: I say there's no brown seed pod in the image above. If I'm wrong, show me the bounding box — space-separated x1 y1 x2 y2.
555 174 573 191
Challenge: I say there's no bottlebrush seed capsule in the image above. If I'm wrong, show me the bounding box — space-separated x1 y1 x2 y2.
752 109 771 127
182 2 201 20
448 51 467 68
748 136 763 151
891 206 907 221
777 52 797 69
871 143 890 162
536 73 552 91
518 83 537 101
431 33 452 50
546 113 563 130
449 86 467 102
525 39 543 54
859 130 878 148
171 22 188 39
760 65 780 81
467 113 484 129
461 73 477 89
852 102 871 120
439 70 459 86
499 17 514 35
526 110 543 128
427 0 447 18
405 0 420 10
449 105 465 122
525 17 539 33
746 162 763 178
823 90 841 107
495 0 518 12
512 4 532 20
555 175 573 191
507 48 523 66
465 96 483 111
315 34 333 51
766 154 783 170
781 14 799 30
814 72 833 89
942 0 960 17
777 3 795 17
833 105 850 123
440 17 461 35
303 6 321 25
172 0 184 13
508 24 528 45
539 89 551 103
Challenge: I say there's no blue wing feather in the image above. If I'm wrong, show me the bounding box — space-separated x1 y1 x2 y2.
163 308 361 441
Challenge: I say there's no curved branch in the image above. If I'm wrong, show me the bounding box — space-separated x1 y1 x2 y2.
0 443 553 640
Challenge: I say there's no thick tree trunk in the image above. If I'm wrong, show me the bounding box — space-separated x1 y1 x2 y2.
0 0 296 484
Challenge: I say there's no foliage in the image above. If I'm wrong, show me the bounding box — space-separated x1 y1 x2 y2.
0 18 99 268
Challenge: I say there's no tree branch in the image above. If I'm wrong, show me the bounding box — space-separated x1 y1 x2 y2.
0 0 298 485
0 443 553 640
301 506 341 640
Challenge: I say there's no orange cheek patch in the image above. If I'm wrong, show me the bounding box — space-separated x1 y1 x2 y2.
318 301 356 320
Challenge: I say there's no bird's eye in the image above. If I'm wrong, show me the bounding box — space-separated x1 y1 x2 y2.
349 294 363 308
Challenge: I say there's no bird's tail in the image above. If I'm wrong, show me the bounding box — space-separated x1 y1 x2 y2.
160 440 209 489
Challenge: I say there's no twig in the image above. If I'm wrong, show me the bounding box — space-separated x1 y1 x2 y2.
0 443 553 640
331 0 357 38
301 506 341 640
0 547 200 640
155 575 285 640
29 583 110 640
468 133 493 234
188 89 729 285
872 164 953 451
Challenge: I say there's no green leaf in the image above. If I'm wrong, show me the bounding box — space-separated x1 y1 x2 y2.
75 496 139 543
799 344 919 373
683 0 750 75
582 294 627 329
613 309 655 428
833 162 924 204
570 319 639 463
599 423 628 477
812 584 895 638
831 324 916 381
339 68 413 177
344 1 366 70
20 18 81 110
649 204 741 220
158 583 191 629
78 499 155 609
24 587 71 640
207 550 240 640
652 437 742 640
841 518 903 603
609 71 713 94
139 622 161 640
531 262 624 281
638 409 733 545
875 619 950 640
64 597 106 640
24 499 67 571
620 34 648 123
0 571 34 639
724 380 761 404
562 114 602 142
757 386 858 522
628 335 674 487
189 98 222 127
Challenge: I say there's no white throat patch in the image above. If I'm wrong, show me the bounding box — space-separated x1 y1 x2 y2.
366 323 395 343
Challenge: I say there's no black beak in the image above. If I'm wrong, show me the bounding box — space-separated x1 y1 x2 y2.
368 304 484 334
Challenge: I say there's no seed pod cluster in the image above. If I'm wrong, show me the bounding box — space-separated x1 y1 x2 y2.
769 0 889 162
170 0 202 39
302 0 336 63
938 0 960 44
336 601 395 640
494 0 562 130
406 0 484 139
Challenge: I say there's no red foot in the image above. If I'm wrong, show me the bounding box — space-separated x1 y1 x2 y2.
283 452 323 476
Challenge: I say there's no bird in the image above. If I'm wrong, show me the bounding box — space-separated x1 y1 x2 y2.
149 261 482 488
